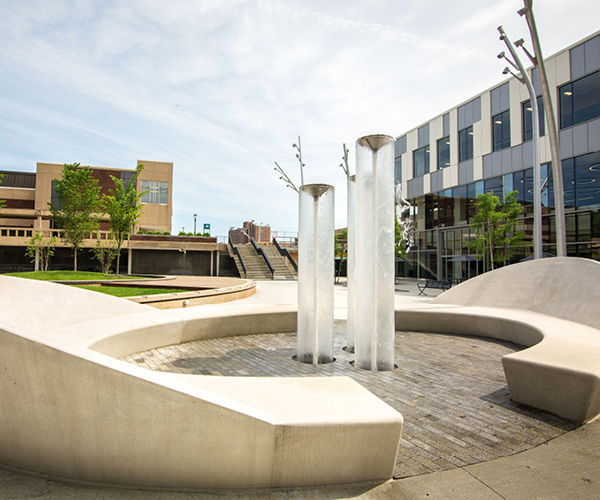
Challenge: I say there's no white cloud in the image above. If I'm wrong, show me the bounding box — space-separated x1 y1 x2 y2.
1 0 599 236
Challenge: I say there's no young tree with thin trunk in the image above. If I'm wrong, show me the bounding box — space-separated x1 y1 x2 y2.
471 190 523 271
25 233 58 271
496 191 524 266
102 164 145 276
49 163 102 271
91 236 118 275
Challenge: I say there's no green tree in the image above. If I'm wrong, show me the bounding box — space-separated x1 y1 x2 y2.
496 191 524 266
334 229 347 284
49 163 102 271
91 236 118 275
102 164 145 276
471 190 523 271
25 233 58 271
395 216 409 260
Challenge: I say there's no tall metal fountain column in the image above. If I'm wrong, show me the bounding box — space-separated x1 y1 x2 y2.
297 184 335 364
354 135 395 371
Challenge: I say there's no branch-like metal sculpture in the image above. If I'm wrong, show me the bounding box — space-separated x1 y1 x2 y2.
498 25 542 260
517 0 566 256
274 162 299 193
340 143 350 178
395 182 414 254
292 136 306 187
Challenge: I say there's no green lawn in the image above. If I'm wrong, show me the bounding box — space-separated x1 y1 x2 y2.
6 271 186 298
74 285 188 297
5 271 149 281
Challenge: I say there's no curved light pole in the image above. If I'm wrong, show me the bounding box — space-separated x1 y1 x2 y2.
498 26 542 260
517 0 566 257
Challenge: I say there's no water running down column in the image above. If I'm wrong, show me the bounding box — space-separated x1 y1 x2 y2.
297 184 335 364
354 135 395 371
346 175 356 353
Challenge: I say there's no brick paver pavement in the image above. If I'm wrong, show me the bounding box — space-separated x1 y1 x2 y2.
122 321 577 479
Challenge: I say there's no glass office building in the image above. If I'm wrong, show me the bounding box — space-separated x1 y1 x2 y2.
395 31 600 280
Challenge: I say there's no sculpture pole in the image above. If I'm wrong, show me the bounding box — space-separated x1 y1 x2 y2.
355 135 395 371
297 184 335 364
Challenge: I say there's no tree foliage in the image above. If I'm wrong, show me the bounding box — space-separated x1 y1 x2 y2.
102 164 145 276
25 233 58 271
49 163 102 271
334 229 347 284
91 236 118 275
470 190 523 270
395 216 409 260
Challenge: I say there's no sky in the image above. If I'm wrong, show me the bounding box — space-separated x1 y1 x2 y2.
1 0 599 239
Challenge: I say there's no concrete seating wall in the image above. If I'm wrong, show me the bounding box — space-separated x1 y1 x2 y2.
395 258 600 423
0 276 403 490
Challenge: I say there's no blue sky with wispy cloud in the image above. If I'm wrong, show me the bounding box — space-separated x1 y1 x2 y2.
1 0 599 237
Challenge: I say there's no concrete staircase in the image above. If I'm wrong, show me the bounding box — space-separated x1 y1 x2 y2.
229 244 298 280
262 245 297 280
232 244 272 280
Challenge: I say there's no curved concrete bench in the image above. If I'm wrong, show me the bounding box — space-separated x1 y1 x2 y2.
395 257 600 423
0 276 403 490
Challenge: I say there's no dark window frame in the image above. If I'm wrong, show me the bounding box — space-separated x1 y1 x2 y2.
493 110 511 152
394 156 402 184
560 70 600 129
437 136 450 169
458 126 473 162
413 145 430 178
522 96 546 142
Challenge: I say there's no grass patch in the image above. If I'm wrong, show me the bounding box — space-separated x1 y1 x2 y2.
6 271 150 281
74 285 188 297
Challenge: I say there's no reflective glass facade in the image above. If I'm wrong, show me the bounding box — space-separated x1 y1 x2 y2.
458 127 473 162
493 110 510 151
437 136 450 169
522 96 546 141
413 145 430 177
560 71 600 129
396 32 600 281
394 156 402 184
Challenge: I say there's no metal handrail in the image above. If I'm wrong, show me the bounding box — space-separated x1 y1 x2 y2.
252 237 275 277
273 238 298 273
229 240 247 278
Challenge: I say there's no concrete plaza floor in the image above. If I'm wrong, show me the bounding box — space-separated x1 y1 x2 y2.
1 279 599 499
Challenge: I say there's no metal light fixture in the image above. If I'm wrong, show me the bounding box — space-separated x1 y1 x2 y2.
517 0 567 257
498 25 542 260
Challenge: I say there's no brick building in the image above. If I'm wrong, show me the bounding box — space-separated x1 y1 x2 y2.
228 221 271 244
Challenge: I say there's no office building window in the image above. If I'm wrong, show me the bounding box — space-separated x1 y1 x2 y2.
141 180 169 204
413 145 430 177
558 152 600 209
484 176 503 200
560 71 600 129
458 126 473 162
394 156 402 184
437 136 450 168
493 110 510 151
522 96 546 142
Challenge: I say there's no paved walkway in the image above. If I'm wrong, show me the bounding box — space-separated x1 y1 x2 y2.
123 322 576 479
1 279 599 499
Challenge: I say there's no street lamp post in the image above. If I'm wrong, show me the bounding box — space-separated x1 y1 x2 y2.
498 26 542 260
193 214 197 235
517 0 567 257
